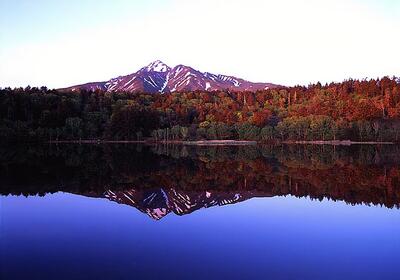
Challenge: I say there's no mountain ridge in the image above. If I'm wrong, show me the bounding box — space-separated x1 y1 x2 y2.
61 60 278 93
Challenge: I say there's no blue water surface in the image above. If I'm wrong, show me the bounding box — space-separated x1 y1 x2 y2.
1 193 399 280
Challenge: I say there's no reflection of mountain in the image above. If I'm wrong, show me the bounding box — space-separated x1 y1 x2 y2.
101 188 270 220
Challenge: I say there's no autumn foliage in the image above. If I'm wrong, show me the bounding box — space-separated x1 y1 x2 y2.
1 76 400 142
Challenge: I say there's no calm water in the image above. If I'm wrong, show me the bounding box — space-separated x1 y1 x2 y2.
1 144 400 280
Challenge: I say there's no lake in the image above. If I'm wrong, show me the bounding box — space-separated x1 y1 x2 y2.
1 144 400 280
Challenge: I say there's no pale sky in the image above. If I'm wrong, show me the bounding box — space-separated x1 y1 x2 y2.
0 0 399 88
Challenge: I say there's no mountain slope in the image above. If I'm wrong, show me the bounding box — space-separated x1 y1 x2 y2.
62 60 278 93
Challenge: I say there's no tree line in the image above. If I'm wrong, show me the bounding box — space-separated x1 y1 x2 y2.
1 76 400 142
1 144 400 208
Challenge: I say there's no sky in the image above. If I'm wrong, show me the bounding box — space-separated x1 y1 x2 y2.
0 0 399 88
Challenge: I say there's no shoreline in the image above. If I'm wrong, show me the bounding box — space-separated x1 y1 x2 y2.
183 140 257 146
282 140 394 145
46 139 395 146
47 139 257 146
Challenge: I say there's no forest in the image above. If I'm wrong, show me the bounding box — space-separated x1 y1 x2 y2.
1 76 400 142
1 144 399 208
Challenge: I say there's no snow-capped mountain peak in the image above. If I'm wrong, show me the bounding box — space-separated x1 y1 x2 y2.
143 60 170 73
62 61 278 93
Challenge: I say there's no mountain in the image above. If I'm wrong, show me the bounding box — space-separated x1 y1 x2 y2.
62 60 278 93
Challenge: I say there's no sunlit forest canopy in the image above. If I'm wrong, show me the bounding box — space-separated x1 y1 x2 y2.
1 77 400 142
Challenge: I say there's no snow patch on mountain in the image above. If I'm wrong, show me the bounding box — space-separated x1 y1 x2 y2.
144 60 170 72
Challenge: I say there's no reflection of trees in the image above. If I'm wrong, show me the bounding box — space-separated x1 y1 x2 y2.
0 144 399 208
